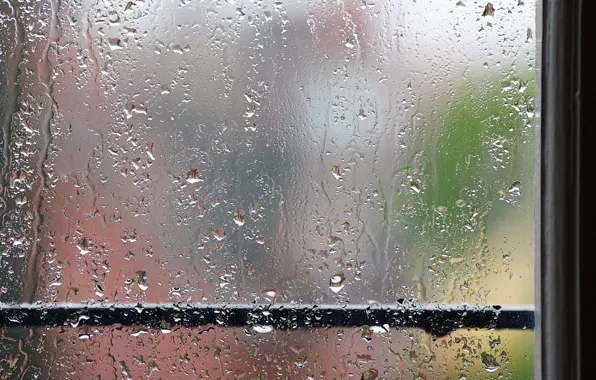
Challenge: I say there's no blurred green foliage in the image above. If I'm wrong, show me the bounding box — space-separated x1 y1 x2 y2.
392 74 535 264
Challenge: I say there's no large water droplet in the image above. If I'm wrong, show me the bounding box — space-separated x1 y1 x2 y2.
369 325 389 334
410 181 421 194
331 165 342 179
186 168 203 184
329 273 345 293
136 271 148 291
261 288 280 299
252 325 274 334
78 333 92 340
294 356 308 368
76 238 90 255
94 282 104 297
233 209 245 226
213 227 226 241
327 236 342 248
361 368 378 380
482 2 495 17
361 326 372 342
481 352 500 373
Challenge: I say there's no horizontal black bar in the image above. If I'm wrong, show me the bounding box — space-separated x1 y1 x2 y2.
0 303 534 337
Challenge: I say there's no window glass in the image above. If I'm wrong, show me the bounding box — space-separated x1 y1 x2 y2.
1 326 533 379
0 0 536 377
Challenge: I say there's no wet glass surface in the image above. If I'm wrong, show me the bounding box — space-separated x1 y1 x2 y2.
0 0 536 377
0 326 533 379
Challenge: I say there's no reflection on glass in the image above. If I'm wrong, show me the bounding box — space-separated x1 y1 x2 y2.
0 0 536 377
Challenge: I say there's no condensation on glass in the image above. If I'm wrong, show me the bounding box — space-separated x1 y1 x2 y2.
0 0 536 378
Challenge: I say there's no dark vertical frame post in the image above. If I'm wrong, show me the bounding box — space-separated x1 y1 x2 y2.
579 0 596 379
539 0 582 378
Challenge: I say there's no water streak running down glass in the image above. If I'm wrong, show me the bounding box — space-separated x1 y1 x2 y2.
0 0 536 378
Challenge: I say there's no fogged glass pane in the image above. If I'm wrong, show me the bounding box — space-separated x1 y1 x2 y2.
1 326 533 379
0 0 535 306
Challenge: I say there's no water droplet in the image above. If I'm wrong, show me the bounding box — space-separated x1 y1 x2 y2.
186 168 203 184
213 227 226 241
130 329 147 337
294 356 308 368
108 38 124 51
361 369 379 380
136 271 148 291
94 282 104 297
107 11 120 24
410 181 421 194
261 288 280 299
171 44 184 54
329 273 345 293
233 209 245 226
331 165 342 179
78 333 92 340
482 2 495 17
327 236 342 248
369 325 389 334
356 354 373 363
361 326 372 342
70 314 90 328
218 274 231 288
124 2 135 12
252 325 274 333
481 352 500 373
508 180 521 193
345 37 356 49
146 142 155 161
76 238 90 255
20 119 35 134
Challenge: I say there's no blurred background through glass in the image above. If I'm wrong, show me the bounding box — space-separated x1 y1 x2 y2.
0 0 536 377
